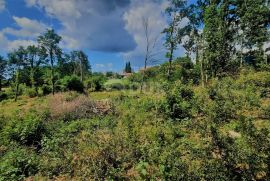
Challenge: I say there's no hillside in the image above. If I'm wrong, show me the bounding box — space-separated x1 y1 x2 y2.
0 69 269 180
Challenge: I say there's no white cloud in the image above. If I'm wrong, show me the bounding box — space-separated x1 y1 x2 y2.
0 0 5 12
7 39 37 51
2 16 47 38
123 0 168 66
0 16 43 51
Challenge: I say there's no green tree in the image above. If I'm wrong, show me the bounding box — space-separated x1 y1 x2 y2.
163 0 191 79
203 0 237 77
236 0 270 66
0 56 7 91
38 29 62 95
124 61 132 73
25 45 45 93
70 50 91 81
8 47 27 101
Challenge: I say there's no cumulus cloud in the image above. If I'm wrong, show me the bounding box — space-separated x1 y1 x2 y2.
25 0 136 52
123 0 169 66
0 0 5 12
0 16 43 51
7 40 37 51
2 16 47 38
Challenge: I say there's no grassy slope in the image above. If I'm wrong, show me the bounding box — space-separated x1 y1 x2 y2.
0 71 269 180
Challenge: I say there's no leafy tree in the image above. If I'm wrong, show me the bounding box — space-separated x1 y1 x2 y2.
57 53 74 77
0 56 7 91
236 0 270 66
25 45 45 93
124 61 132 73
70 50 91 81
8 47 27 101
203 0 237 77
163 0 189 79
38 29 62 95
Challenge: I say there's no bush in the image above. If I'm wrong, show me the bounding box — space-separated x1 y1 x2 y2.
25 88 37 98
58 75 84 93
85 74 107 91
0 91 8 101
42 84 51 95
0 147 39 181
161 82 194 121
2 114 46 146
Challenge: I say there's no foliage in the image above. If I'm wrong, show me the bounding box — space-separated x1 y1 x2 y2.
58 75 84 93
85 73 107 91
1 114 46 146
0 147 39 181
161 81 194 121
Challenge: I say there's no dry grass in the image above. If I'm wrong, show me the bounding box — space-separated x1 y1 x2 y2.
48 92 113 121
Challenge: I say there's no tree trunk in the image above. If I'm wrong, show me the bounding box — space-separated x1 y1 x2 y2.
200 58 205 87
50 52 55 95
80 59 83 82
0 78 2 92
14 70 19 102
168 46 173 80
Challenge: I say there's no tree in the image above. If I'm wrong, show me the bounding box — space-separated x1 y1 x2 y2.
140 16 161 92
236 0 270 66
38 29 62 95
25 45 45 93
203 0 237 77
0 56 6 92
70 50 91 82
124 62 132 73
163 0 189 79
8 47 27 101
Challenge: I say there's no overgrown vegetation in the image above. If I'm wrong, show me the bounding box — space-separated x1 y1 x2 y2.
0 0 269 180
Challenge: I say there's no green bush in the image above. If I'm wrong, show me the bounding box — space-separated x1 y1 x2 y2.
161 82 194 121
58 75 84 93
25 88 37 98
0 147 39 181
0 91 8 101
85 74 107 91
2 114 46 146
41 84 51 95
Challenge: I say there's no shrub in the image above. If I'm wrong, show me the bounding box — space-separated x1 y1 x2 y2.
2 114 46 146
0 147 39 181
0 91 8 101
85 74 107 91
58 75 84 93
42 84 51 95
25 88 37 98
161 82 194 121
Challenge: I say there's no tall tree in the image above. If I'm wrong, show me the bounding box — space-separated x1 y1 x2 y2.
140 16 160 92
8 47 27 101
70 50 91 81
0 56 7 91
38 29 62 95
163 0 189 79
236 0 270 66
25 45 45 92
203 0 237 77
124 61 132 73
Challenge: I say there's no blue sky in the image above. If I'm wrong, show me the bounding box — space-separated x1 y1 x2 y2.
0 0 194 72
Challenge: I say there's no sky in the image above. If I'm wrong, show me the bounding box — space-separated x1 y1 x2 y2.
0 0 193 72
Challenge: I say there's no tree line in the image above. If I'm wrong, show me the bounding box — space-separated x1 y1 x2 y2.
0 29 91 101
162 0 270 83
